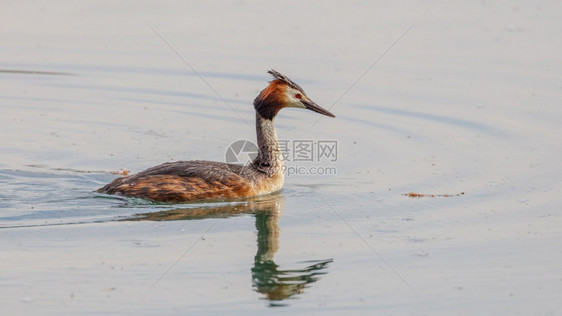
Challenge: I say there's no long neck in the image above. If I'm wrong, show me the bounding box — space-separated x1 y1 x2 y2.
253 112 284 175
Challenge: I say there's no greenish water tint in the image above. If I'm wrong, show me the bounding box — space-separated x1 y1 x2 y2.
125 195 333 305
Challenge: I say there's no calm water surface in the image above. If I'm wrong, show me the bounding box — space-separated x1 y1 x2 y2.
1 1 561 315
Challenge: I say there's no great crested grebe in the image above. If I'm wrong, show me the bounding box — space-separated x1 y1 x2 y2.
98 70 335 202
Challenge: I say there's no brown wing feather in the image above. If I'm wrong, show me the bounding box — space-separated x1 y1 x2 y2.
98 161 254 202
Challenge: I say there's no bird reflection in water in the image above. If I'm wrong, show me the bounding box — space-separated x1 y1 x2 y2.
127 193 332 305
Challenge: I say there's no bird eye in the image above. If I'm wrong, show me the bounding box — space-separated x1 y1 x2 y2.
295 93 302 99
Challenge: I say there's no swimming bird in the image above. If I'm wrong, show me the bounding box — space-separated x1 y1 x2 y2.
98 70 335 202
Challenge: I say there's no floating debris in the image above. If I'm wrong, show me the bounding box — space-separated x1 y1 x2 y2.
111 169 130 176
404 192 465 198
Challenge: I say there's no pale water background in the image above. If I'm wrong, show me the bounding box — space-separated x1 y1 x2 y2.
1 1 561 315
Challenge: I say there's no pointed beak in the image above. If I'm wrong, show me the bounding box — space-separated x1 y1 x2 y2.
301 99 336 118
